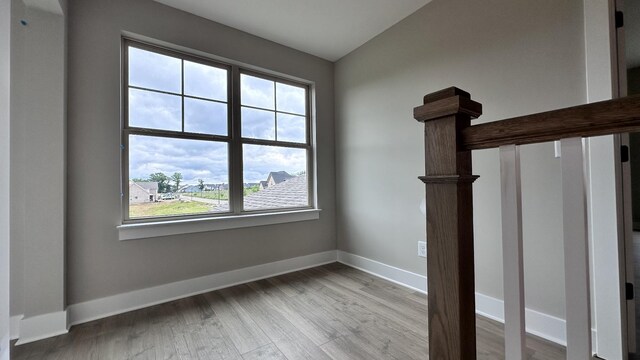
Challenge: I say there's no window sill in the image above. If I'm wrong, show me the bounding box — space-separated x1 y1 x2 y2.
117 209 321 241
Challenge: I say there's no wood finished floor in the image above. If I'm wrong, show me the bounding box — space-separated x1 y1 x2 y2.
11 263 565 359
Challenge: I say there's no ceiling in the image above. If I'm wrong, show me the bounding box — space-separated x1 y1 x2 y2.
154 0 430 62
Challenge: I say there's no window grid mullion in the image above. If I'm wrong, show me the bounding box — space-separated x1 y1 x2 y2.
306 86 313 208
230 65 244 215
125 128 230 143
122 42 130 222
128 85 182 97
274 82 278 142
128 85 228 106
181 60 185 132
240 104 303 118
240 137 310 149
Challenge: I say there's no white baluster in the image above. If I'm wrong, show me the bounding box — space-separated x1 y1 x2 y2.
500 145 526 360
561 137 592 359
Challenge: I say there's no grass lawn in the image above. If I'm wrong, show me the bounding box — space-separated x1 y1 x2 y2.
130 200 211 218
188 191 229 201
186 186 260 200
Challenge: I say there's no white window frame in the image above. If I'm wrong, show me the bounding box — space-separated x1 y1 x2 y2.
119 38 318 238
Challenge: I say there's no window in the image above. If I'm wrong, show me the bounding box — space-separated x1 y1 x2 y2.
122 39 313 223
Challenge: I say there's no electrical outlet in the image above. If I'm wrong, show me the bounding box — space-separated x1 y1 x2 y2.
418 241 426 258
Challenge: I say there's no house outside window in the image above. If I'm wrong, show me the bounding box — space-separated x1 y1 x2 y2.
122 39 314 223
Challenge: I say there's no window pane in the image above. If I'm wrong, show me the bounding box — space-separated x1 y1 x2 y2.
129 88 182 131
277 114 306 143
242 145 308 210
184 98 227 136
276 83 306 115
129 47 181 93
241 107 275 140
241 74 275 110
128 135 230 218
184 61 227 101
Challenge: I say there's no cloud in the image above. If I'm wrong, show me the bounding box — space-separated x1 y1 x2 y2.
184 97 227 135
184 60 227 101
127 61 308 186
276 113 306 143
129 47 181 93
129 88 182 131
240 109 306 143
129 135 229 184
240 75 307 117
276 83 306 115
239 75 306 143
241 107 275 140
129 136 307 185
242 144 306 183
241 74 275 109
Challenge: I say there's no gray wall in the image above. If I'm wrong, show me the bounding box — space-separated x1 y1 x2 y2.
10 0 66 318
1 0 11 357
8 0 22 321
335 0 586 318
65 0 335 305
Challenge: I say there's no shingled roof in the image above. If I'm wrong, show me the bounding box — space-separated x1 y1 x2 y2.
244 174 308 210
267 171 294 185
131 181 158 192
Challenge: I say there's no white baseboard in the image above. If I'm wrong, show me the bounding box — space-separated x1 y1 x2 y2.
524 306 568 346
337 251 427 293
474 292 505 323
476 293 598 349
15 310 68 345
337 250 570 347
475 293 568 346
68 250 338 327
9 315 21 340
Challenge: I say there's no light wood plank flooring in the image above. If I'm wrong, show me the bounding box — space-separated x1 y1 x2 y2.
11 263 565 359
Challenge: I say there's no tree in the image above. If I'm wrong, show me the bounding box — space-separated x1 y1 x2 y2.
171 172 183 192
198 179 205 196
149 172 170 193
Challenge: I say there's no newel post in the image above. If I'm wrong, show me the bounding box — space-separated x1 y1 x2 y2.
414 87 482 359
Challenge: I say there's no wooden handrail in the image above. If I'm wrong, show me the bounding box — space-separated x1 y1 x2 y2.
461 94 640 150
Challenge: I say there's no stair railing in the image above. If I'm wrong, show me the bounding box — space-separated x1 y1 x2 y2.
414 87 640 360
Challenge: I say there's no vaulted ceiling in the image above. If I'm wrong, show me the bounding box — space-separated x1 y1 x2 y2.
154 0 430 62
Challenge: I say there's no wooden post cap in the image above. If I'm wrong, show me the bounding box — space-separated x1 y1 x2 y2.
423 87 471 104
414 87 482 122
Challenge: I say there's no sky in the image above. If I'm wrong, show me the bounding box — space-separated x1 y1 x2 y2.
127 46 307 185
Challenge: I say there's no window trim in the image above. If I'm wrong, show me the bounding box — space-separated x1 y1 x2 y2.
121 38 316 226
117 209 321 241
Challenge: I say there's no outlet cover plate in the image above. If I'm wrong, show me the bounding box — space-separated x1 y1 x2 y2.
418 241 426 257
